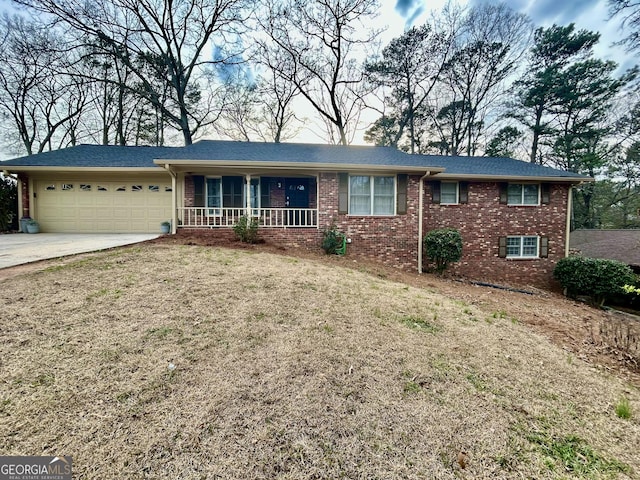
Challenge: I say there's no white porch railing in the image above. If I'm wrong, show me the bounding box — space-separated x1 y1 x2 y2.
178 207 318 228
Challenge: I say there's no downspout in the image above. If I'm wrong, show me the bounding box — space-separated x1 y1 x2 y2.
417 171 432 274
163 164 178 234
564 184 574 257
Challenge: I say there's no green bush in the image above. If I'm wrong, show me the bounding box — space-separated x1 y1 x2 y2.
0 175 18 231
321 224 343 254
423 228 463 274
553 256 636 306
233 215 259 243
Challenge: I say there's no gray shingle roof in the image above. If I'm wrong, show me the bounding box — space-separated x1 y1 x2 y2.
1 144 177 167
1 140 588 180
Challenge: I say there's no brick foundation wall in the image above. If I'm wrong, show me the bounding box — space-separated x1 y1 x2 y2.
424 182 569 288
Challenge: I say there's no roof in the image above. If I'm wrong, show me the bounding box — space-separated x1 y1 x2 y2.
1 144 177 168
570 229 640 268
1 140 590 181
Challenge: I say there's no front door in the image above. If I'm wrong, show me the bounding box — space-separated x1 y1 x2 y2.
285 178 309 225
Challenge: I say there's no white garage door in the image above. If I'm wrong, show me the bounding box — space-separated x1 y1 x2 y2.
35 178 172 233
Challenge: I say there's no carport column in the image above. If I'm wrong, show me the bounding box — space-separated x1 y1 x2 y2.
245 174 251 217
18 173 29 221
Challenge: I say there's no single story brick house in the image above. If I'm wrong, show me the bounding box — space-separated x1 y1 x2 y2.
2 140 590 286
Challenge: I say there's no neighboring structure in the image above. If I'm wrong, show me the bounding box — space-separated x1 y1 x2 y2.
570 229 640 273
1 140 590 286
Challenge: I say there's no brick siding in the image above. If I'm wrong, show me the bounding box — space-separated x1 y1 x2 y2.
424 182 569 288
182 174 570 288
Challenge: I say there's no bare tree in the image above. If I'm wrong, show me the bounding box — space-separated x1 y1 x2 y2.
0 14 87 155
14 0 250 146
255 0 379 145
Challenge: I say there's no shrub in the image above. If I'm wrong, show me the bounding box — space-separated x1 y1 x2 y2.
553 256 636 306
423 228 463 274
233 215 259 243
321 224 344 254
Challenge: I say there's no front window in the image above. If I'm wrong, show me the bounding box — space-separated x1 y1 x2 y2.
441 182 459 204
250 178 260 215
206 177 222 215
508 184 539 205
507 236 539 258
349 175 395 215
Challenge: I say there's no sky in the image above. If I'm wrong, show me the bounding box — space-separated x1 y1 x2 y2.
386 0 635 71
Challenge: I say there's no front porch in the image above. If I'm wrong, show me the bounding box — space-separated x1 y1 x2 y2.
177 174 319 229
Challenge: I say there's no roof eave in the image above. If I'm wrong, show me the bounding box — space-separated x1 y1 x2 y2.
2 166 164 173
431 173 593 183
153 159 445 174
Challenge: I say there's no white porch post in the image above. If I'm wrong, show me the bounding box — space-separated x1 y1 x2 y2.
245 174 251 217
163 165 178 234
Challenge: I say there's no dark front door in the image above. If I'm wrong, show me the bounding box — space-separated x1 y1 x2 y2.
285 178 310 225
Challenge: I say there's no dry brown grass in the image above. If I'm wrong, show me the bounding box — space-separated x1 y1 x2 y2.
1 244 639 479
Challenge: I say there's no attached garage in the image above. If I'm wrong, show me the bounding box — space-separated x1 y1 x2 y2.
32 174 172 233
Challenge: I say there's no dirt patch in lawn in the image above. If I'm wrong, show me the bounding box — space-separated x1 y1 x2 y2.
1 243 639 479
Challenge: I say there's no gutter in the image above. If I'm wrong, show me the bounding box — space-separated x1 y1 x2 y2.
417 171 433 274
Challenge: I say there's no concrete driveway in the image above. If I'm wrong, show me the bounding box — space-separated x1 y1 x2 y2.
0 233 160 269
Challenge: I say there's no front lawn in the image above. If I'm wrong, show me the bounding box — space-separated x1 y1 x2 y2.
1 245 638 479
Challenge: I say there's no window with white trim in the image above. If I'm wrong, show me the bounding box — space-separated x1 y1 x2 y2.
508 183 539 205
506 236 539 258
349 175 395 215
441 182 459 204
206 177 222 216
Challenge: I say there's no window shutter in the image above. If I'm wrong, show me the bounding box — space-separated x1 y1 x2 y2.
338 173 349 214
396 174 408 215
459 181 469 204
541 183 551 204
193 175 205 207
431 181 441 204
498 236 507 258
499 183 508 204
540 236 549 258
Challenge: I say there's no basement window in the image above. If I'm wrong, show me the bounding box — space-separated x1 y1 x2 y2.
507 236 538 258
